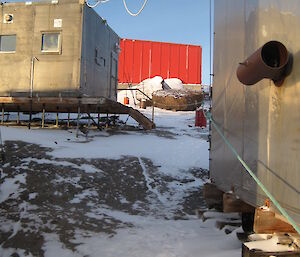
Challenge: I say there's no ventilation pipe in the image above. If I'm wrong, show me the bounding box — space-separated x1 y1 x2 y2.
237 41 293 86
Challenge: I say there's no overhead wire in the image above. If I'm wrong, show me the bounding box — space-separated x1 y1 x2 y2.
85 0 148 17
122 0 148 16
85 0 110 9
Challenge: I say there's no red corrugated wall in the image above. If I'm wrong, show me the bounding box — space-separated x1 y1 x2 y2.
118 39 202 85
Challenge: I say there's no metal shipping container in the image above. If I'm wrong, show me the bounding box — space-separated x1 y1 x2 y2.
211 0 300 224
118 39 202 85
0 0 119 100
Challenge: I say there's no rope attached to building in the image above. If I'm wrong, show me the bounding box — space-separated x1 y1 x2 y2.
205 111 300 235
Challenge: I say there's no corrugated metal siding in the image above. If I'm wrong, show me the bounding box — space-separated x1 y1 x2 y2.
80 5 119 100
211 0 300 223
119 39 202 85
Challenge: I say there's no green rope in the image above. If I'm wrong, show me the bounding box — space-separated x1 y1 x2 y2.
205 111 300 235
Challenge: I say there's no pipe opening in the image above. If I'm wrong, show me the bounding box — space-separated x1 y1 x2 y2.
261 41 288 69
237 40 293 86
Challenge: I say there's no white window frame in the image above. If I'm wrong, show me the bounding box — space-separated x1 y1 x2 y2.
41 31 62 54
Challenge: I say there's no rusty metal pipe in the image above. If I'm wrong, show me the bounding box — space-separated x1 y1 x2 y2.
237 41 292 86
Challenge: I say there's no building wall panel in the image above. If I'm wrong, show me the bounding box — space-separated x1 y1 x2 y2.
160 43 170 79
141 41 151 81
150 42 161 78
179 45 188 83
187 46 200 84
211 0 300 224
132 41 143 83
80 5 119 99
119 39 202 85
118 39 125 83
169 44 180 79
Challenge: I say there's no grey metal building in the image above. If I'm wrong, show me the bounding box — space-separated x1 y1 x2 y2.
211 0 300 224
0 0 119 99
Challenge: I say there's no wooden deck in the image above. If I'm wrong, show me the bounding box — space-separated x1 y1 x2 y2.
0 96 155 130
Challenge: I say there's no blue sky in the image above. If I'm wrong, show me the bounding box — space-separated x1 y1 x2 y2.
95 0 213 85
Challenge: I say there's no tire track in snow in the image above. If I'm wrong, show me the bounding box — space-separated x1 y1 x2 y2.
138 157 165 204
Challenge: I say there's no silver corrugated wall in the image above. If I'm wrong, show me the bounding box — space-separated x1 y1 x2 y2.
211 0 300 223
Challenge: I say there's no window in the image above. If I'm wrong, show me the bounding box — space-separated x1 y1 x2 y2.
41 32 61 53
0 35 16 52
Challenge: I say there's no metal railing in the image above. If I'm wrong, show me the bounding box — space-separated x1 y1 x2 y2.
117 88 152 101
118 88 154 123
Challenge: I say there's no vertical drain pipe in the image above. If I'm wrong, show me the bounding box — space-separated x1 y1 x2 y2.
17 110 20 125
29 57 39 129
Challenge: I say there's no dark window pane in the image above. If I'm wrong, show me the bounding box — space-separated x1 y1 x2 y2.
42 33 60 52
0 35 16 52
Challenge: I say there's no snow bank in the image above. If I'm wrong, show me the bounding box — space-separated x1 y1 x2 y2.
164 78 184 90
72 218 241 257
117 76 184 107
245 235 295 252
139 76 164 98
138 76 184 94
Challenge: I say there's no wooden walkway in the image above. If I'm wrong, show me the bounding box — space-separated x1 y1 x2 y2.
0 97 155 130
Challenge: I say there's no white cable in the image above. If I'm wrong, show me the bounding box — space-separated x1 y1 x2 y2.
85 0 148 16
122 0 148 16
86 0 110 9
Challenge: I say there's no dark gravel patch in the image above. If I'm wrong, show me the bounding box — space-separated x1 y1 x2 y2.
0 140 208 256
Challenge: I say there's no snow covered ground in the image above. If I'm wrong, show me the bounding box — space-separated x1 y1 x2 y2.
0 107 242 257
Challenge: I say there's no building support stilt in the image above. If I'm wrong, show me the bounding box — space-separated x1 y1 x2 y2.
16 106 20 125
106 113 109 128
1 105 4 124
76 102 81 138
86 110 90 138
56 111 59 127
42 106 45 128
67 112 70 128
28 100 32 129
97 109 100 127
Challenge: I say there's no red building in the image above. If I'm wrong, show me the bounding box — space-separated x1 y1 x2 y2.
118 39 202 85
